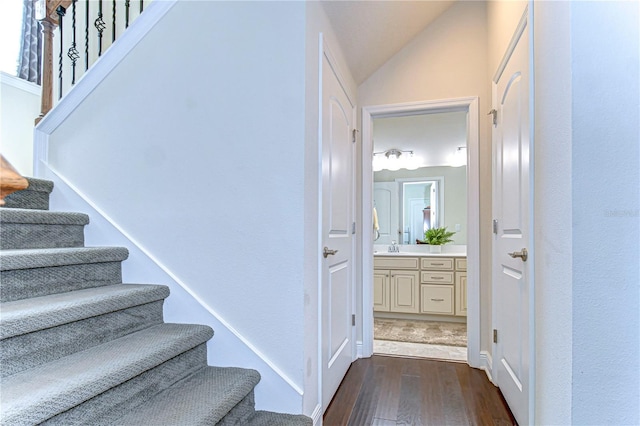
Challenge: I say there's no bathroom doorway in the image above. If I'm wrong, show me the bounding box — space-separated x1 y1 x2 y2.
362 97 480 367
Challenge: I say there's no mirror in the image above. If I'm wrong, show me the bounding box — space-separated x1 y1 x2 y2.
372 112 467 245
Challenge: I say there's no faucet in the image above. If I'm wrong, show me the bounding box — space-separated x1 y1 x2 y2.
388 241 400 253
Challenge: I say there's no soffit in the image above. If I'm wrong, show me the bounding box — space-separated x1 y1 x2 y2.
320 0 456 84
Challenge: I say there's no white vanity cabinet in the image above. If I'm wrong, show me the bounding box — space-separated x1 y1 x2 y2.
420 257 455 315
374 254 467 318
455 258 467 316
373 257 420 313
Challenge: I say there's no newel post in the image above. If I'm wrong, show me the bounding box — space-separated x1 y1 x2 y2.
35 0 58 125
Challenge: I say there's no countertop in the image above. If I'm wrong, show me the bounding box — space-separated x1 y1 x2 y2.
373 244 467 257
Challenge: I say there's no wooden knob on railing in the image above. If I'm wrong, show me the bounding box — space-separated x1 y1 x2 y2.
0 155 29 205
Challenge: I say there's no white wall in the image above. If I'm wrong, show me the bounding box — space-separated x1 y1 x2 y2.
358 0 492 354
303 2 356 419
569 1 639 423
43 1 307 413
0 72 39 175
534 1 639 424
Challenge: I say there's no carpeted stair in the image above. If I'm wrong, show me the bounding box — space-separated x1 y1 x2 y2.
0 178 312 426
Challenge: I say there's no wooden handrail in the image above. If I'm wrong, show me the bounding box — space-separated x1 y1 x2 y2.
0 155 29 205
34 0 72 124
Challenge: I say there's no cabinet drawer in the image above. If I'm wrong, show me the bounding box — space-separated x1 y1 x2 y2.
455 258 467 271
421 271 454 284
374 257 419 270
420 258 454 270
421 285 454 315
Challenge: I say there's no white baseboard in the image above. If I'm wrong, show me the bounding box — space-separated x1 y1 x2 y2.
480 350 495 384
0 71 41 94
310 404 322 425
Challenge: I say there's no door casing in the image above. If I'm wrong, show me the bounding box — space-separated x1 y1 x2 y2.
361 97 481 369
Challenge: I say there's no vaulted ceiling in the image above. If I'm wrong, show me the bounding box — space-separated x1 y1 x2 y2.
320 1 456 84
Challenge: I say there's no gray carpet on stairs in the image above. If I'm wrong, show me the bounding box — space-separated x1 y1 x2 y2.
0 208 89 249
0 248 128 303
109 366 261 425
2 177 53 210
0 179 312 425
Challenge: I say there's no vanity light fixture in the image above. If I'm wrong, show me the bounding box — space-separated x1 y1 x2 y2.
450 146 467 167
373 149 418 171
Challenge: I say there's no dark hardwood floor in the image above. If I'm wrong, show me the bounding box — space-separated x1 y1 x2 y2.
323 355 517 426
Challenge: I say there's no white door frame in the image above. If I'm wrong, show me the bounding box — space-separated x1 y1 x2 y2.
361 97 481 368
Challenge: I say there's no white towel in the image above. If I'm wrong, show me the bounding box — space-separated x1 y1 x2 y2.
373 207 379 230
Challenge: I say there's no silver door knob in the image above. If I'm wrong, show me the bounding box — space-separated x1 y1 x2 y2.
508 248 528 261
323 247 338 258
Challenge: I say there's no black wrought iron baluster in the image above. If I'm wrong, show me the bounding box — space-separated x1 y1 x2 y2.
125 0 130 28
95 0 105 57
140 0 143 14
67 0 80 85
57 5 66 100
85 0 89 71
112 0 116 43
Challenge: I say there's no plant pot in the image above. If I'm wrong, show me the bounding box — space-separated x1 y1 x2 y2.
430 245 442 253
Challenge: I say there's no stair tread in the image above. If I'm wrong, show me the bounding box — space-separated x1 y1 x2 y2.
0 246 129 270
109 366 261 425
1 284 170 339
19 178 54 193
1 323 214 425
0 208 89 225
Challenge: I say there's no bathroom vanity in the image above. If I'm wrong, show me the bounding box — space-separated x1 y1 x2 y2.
373 248 467 321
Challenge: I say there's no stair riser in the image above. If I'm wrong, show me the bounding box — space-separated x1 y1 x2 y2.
0 223 85 250
1 300 165 378
3 188 51 210
41 344 209 426
0 262 123 302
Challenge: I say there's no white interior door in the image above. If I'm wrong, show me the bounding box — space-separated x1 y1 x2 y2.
373 182 398 245
321 49 355 410
492 10 532 426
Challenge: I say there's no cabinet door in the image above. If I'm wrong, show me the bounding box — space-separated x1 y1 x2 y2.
455 272 468 316
373 270 390 312
390 270 420 313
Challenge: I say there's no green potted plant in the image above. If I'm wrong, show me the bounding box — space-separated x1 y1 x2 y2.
423 226 456 253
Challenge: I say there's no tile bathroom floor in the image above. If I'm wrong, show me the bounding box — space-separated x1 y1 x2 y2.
374 339 467 361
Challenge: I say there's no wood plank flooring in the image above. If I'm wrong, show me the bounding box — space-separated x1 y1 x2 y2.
323 355 517 426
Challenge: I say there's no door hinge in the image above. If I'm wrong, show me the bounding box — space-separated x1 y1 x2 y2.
352 314 356 326
493 219 498 234
352 128 359 143
493 329 498 343
352 222 356 235
488 109 497 126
